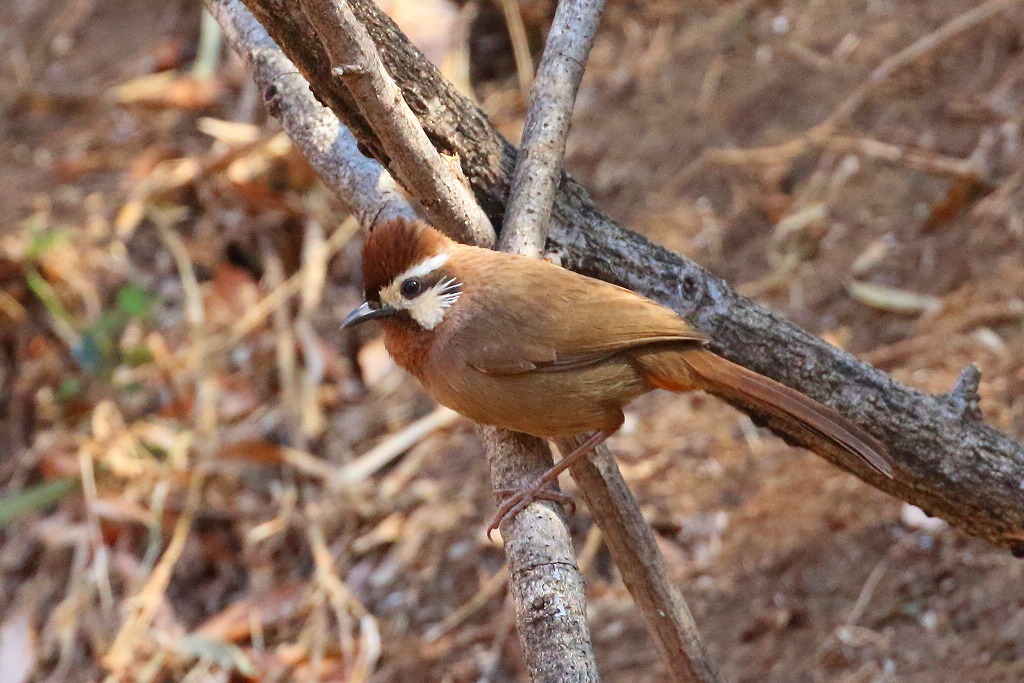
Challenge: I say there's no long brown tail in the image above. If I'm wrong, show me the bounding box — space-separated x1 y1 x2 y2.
639 349 895 478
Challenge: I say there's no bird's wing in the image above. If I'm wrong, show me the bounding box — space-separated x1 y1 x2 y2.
456 253 709 376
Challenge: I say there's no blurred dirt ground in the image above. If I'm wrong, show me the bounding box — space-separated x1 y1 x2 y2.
1 0 1024 681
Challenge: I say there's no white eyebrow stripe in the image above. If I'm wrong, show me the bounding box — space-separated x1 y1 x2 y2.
378 252 457 323
394 253 450 283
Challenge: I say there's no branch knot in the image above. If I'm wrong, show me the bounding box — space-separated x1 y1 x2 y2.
942 363 982 421
331 62 369 78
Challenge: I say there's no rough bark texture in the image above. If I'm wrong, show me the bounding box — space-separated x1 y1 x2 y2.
296 0 493 244
498 0 605 258
484 429 600 682
210 3 603 677
240 0 1024 554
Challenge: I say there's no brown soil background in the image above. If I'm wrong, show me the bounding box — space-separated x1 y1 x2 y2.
1 0 1024 681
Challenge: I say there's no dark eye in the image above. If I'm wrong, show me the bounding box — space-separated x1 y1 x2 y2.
400 278 423 299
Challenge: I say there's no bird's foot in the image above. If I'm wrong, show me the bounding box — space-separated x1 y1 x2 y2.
486 485 575 540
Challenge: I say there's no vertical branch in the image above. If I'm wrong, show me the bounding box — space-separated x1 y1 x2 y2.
495 0 721 680
210 0 600 679
498 0 604 257
482 429 600 681
489 2 613 675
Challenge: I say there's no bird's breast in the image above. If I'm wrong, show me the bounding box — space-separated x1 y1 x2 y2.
422 351 648 438
381 322 434 382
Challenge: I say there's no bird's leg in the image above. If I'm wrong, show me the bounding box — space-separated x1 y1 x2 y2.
486 430 612 539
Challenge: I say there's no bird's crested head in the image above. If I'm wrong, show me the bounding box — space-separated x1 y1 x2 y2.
344 218 463 331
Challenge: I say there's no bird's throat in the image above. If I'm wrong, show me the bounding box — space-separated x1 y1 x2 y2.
382 321 435 381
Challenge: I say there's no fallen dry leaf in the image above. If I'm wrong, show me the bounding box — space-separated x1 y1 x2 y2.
111 72 221 111
196 583 307 643
848 281 943 315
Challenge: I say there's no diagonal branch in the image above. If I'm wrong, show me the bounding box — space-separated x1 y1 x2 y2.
497 0 603 257
296 0 493 245
493 0 721 680
568 446 723 683
207 0 416 228
237 0 1024 555
213 0 600 678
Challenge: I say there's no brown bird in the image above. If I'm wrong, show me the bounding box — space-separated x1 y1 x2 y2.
344 218 895 533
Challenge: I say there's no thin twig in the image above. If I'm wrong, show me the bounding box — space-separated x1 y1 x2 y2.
262 235 301 446
211 2 601 679
296 0 493 245
306 496 381 681
423 568 509 643
498 0 605 257
206 0 416 228
329 406 460 488
297 218 329 441
566 442 723 683
77 443 115 618
844 555 891 627
497 0 534 99
497 0 720 678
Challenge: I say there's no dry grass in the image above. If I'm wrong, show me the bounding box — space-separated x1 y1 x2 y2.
1 0 1024 681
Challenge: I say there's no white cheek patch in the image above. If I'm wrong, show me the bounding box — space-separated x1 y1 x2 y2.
405 277 462 329
379 253 462 330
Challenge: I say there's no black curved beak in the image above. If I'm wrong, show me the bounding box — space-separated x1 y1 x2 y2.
342 301 394 328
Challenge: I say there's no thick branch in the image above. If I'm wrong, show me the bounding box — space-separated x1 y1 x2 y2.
211 0 601 678
296 0 493 245
483 430 599 681
206 0 416 228
495 1 720 679
238 0 1024 553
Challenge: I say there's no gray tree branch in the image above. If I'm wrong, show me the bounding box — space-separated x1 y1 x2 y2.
498 0 603 258
235 0 1024 555
207 0 415 228
567 443 724 683
483 429 599 682
208 0 600 679
494 0 721 679
296 0 493 245
488 1 623 679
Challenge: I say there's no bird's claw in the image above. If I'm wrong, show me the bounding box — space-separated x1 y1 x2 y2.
486 485 576 540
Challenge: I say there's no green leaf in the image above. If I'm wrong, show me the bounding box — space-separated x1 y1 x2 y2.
116 283 152 318
122 345 153 367
0 478 80 528
26 229 69 260
25 269 74 327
